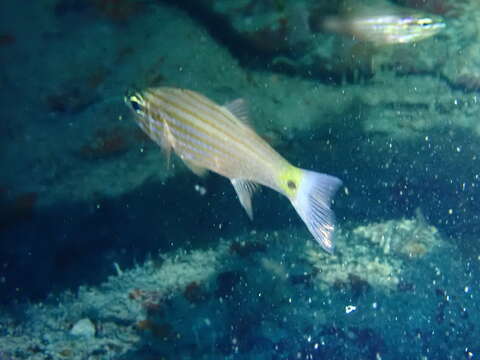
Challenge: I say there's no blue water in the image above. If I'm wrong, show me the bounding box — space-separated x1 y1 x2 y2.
1 0 480 359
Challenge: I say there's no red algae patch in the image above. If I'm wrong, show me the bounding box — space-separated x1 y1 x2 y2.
78 126 132 160
0 34 15 46
0 190 38 230
90 0 143 23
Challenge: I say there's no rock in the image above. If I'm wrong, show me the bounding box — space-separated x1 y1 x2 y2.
70 318 96 338
177 0 480 85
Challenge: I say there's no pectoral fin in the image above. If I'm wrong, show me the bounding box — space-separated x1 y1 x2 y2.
231 178 258 220
150 119 174 170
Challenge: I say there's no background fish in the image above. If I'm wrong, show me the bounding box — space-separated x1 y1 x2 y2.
126 87 342 253
321 2 446 45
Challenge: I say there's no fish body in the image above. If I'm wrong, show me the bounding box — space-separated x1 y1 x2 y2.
323 4 445 45
126 87 342 253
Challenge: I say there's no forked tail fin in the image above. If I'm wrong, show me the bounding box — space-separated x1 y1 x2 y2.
290 169 342 253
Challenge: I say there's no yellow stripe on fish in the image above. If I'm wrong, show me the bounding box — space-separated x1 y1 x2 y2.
126 87 342 253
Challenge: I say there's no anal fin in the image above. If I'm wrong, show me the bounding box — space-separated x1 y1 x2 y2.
231 178 258 220
183 159 208 177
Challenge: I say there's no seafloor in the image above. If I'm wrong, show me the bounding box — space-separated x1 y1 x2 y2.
1 0 480 359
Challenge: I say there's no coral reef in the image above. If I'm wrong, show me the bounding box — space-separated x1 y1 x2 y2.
0 221 472 359
442 40 480 91
183 281 209 304
303 214 445 292
230 239 267 257
0 242 230 359
304 234 403 291
352 210 441 257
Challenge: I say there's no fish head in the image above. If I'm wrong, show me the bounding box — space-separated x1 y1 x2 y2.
396 13 445 43
125 88 154 135
125 88 148 117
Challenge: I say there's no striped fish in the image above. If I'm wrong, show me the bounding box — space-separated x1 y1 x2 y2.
125 87 342 253
322 3 445 45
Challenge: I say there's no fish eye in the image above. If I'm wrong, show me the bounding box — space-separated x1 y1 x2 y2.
418 18 433 27
128 95 144 114
130 99 142 112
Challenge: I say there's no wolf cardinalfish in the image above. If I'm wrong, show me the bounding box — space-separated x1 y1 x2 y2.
321 2 446 45
126 87 342 253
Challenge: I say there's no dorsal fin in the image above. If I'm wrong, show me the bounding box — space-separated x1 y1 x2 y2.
224 98 250 124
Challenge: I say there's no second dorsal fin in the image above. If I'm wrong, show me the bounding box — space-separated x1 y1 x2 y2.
224 98 250 124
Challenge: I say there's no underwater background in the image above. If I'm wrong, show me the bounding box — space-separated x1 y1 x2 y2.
1 0 480 358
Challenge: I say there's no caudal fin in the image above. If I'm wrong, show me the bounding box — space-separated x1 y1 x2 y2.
291 170 342 253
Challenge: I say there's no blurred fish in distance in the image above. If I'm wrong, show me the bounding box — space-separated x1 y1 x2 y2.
320 1 446 45
125 87 342 253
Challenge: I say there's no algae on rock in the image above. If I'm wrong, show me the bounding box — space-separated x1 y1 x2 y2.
303 214 444 293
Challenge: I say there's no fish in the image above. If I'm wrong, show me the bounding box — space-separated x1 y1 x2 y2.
125 87 342 253
321 2 446 45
